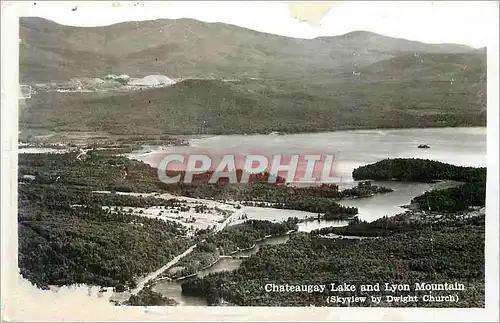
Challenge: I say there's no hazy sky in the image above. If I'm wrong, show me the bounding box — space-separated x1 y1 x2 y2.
17 1 497 48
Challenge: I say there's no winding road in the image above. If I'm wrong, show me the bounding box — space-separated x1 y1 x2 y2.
128 206 243 297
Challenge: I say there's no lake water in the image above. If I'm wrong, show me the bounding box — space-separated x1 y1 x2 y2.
229 206 349 232
153 235 291 306
146 127 486 305
188 127 486 181
133 127 486 226
187 127 486 223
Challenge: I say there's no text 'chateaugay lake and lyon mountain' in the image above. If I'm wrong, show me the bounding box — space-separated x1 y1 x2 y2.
19 17 486 136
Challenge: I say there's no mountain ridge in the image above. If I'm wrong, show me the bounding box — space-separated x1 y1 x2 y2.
21 73 486 135
19 16 486 136
21 17 476 48
20 17 476 83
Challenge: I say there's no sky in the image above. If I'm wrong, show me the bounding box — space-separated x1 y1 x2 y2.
13 1 499 48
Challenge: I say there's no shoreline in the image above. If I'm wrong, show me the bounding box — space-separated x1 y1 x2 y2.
17 145 486 308
173 125 488 141
20 125 486 147
156 231 296 284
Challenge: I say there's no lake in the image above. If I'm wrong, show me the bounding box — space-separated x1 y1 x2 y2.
188 127 486 181
153 235 291 306
150 127 486 305
132 127 486 225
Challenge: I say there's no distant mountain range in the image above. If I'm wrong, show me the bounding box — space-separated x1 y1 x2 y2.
19 17 486 136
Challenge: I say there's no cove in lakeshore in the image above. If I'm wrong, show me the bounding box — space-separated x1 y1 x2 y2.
153 235 291 306
130 127 486 225
132 127 486 181
148 127 486 306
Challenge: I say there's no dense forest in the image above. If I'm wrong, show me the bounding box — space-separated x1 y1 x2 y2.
18 152 486 308
17 152 318 291
18 199 192 289
124 286 178 306
181 215 485 307
18 151 192 289
352 158 486 212
241 199 357 220
161 219 299 280
18 151 166 193
18 152 364 218
352 158 486 183
180 160 486 306
412 181 486 212
311 214 423 237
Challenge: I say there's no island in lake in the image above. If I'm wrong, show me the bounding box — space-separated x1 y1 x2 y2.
18 148 486 307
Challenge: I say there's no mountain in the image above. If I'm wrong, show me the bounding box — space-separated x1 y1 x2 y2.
19 17 486 136
21 75 486 135
20 17 474 83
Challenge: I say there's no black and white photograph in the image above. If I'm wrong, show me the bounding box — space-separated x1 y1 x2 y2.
1 1 499 321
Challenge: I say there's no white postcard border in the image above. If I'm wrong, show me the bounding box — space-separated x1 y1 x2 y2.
2 1 498 321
